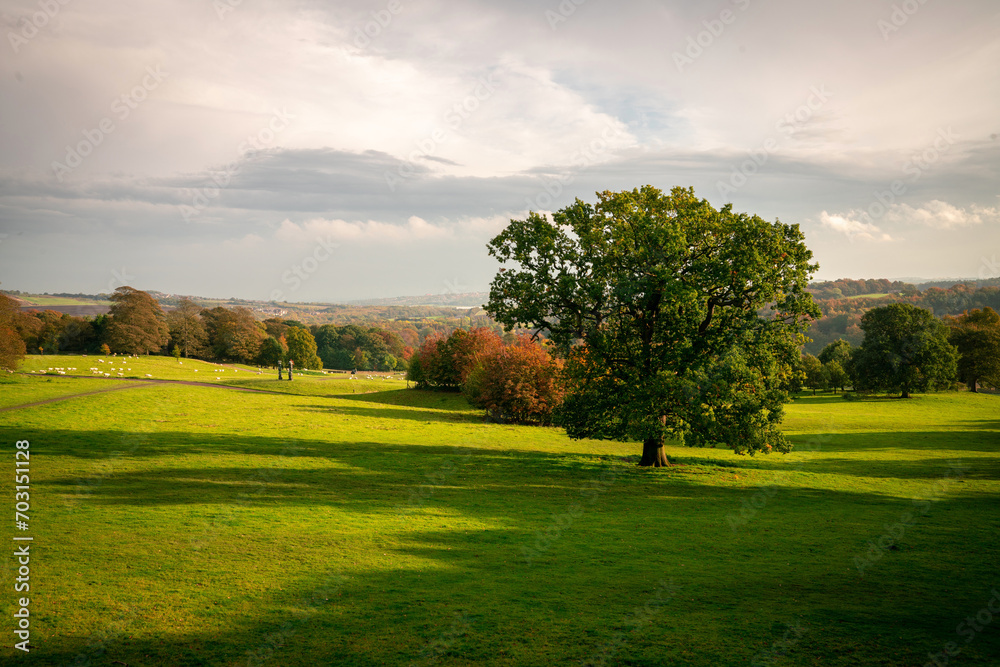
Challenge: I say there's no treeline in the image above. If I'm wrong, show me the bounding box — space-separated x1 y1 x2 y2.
807 278 915 300
797 304 999 396
805 283 1000 354
0 287 421 372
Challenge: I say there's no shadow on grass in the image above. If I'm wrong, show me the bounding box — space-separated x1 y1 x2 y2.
299 403 481 425
10 420 1000 666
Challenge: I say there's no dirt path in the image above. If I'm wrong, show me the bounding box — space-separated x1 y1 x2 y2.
2 375 287 412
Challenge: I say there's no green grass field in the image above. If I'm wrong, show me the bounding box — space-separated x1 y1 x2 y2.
1 356 998 665
13 295 108 306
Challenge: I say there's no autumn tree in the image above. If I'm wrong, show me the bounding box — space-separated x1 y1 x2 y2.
945 307 1000 392
0 294 27 370
167 299 208 358
464 337 564 425
849 303 958 398
408 328 503 390
202 306 266 363
106 286 169 354
486 185 819 465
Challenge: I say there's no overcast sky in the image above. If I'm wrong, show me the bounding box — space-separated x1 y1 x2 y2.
1 0 998 302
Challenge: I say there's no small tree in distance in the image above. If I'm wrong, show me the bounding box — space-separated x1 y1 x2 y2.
801 353 828 394
825 360 849 392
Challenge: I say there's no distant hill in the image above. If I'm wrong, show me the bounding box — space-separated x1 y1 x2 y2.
346 292 489 308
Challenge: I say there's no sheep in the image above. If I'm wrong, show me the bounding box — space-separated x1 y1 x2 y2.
145 374 152 378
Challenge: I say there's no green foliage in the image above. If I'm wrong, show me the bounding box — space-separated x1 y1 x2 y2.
818 338 852 365
486 185 820 459
945 307 1000 391
257 335 285 368
314 324 408 371
850 303 958 398
285 326 322 370
801 353 829 394
824 360 849 392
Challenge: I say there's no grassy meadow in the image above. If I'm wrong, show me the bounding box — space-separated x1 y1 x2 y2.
1 355 998 665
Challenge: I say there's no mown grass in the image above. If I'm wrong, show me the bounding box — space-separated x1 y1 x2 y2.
0 358 997 666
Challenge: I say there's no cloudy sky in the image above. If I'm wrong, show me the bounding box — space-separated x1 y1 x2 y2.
1 0 998 302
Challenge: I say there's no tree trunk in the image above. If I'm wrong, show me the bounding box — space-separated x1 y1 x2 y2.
638 436 670 467
901 388 910 399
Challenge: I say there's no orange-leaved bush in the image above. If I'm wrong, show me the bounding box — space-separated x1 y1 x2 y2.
464 336 564 425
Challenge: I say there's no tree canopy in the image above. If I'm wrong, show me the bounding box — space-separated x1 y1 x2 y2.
0 293 27 370
849 303 958 398
285 326 322 370
945 307 1000 392
486 185 820 465
107 286 169 354
202 306 266 363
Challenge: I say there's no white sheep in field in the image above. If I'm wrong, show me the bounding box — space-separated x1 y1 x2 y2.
145 374 152 378
98 359 104 363
117 373 124 377
104 373 110 377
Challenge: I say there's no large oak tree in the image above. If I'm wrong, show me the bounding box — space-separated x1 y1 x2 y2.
486 186 819 466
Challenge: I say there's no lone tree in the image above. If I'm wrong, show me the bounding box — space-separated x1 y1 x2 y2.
107 286 169 354
850 303 957 398
486 186 819 466
945 307 1000 392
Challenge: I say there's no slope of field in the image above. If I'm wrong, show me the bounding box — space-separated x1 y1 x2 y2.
0 363 997 665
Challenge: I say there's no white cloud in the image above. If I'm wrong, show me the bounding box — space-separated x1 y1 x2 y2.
819 211 893 242
273 215 453 244
882 200 999 229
